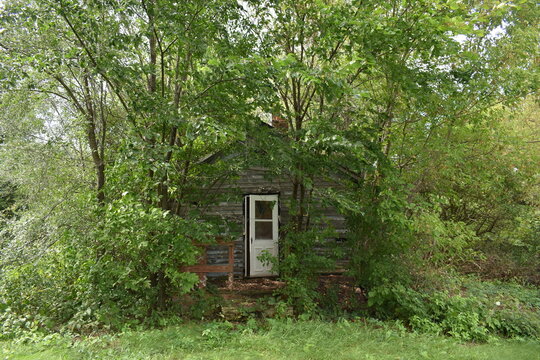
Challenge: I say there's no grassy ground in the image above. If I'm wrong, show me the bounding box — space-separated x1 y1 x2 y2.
2 320 539 360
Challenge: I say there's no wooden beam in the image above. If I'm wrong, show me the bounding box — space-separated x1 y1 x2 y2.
181 240 236 288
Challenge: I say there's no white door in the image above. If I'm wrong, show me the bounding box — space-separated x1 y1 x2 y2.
245 194 279 277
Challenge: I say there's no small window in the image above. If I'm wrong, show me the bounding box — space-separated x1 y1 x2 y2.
255 200 273 219
255 221 273 239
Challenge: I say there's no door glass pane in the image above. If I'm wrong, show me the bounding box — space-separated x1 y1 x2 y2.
255 201 273 219
255 221 273 239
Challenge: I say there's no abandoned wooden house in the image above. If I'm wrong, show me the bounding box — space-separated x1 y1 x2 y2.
183 115 347 285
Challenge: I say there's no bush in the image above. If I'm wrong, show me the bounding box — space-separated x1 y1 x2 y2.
263 226 338 315
366 278 540 341
179 287 224 320
0 196 223 336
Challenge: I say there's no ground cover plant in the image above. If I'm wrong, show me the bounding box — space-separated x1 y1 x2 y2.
2 320 540 360
365 276 540 342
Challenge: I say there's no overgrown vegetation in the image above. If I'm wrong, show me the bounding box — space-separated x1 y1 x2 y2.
366 276 540 341
0 0 538 346
2 320 540 360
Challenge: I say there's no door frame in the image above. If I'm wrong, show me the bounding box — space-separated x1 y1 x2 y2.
244 193 279 277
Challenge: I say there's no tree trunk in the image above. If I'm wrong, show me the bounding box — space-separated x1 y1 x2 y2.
83 75 106 204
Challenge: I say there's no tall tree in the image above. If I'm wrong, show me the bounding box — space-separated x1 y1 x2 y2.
0 0 264 313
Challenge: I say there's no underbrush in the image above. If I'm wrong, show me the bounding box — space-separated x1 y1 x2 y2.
2 270 539 345
366 276 540 342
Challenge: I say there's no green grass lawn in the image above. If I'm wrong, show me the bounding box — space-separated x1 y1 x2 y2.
2 320 539 360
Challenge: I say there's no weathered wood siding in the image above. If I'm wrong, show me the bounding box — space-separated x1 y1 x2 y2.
203 167 346 277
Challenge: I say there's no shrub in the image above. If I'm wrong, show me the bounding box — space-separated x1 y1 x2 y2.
366 278 540 341
263 226 338 315
0 196 223 336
